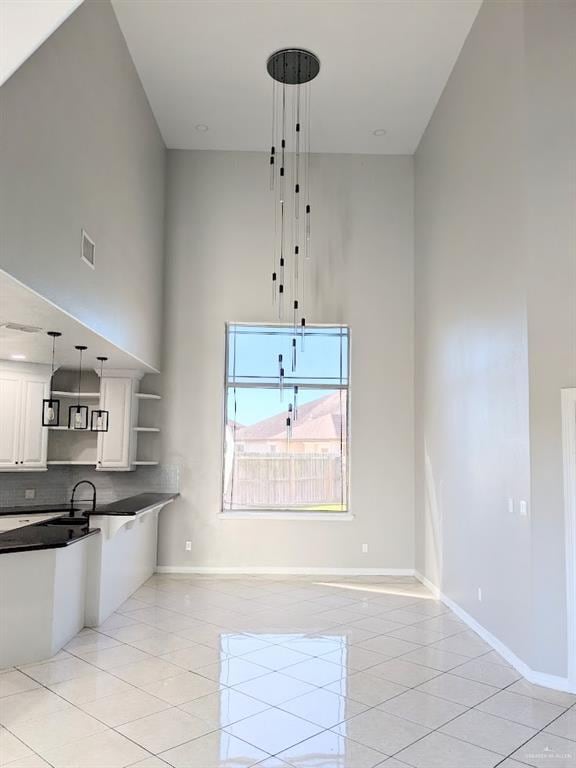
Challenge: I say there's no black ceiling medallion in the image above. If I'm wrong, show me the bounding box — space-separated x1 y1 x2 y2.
42 331 62 427
266 48 320 85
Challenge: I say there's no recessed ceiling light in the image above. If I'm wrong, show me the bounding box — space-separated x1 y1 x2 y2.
10 354 26 360
195 124 209 132
373 128 387 136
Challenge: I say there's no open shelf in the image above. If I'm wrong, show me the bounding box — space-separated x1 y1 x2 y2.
133 427 160 433
135 393 161 400
51 391 100 398
47 461 96 466
133 461 159 466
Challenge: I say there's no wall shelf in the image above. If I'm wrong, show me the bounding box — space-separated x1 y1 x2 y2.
47 427 97 433
51 391 100 398
133 427 160 433
135 393 161 400
47 460 96 466
133 461 159 466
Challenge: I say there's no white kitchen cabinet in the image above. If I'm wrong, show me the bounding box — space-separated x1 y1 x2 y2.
0 363 51 471
96 371 142 471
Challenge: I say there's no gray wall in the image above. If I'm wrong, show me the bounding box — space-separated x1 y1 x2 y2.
159 150 415 570
0 0 165 371
415 0 576 677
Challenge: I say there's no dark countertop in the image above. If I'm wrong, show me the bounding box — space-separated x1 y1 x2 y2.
0 493 177 554
0 520 99 555
90 492 178 516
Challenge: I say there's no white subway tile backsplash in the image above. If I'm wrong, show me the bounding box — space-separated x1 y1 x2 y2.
0 465 179 508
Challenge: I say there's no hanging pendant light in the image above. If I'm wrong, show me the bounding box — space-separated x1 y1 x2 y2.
267 48 320 395
69 345 89 430
42 331 62 426
91 357 109 432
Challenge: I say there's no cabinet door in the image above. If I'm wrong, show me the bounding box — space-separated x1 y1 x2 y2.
97 378 133 469
0 374 22 469
20 379 49 468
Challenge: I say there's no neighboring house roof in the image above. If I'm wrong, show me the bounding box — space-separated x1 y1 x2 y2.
236 392 346 441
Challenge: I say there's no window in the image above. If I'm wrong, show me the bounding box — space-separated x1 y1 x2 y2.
223 323 349 513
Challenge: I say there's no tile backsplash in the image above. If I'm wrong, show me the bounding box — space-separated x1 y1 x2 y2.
0 465 179 508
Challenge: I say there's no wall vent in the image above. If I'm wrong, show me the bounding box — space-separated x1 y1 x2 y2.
81 229 95 268
0 322 42 334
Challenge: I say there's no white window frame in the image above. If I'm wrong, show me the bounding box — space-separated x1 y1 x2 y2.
219 322 352 521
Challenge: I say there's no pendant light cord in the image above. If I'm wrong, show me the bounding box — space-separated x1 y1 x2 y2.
77 348 83 408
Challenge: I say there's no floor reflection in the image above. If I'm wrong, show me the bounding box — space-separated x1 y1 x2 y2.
216 633 350 766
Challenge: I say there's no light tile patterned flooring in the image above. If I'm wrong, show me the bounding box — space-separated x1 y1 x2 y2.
1 575 575 768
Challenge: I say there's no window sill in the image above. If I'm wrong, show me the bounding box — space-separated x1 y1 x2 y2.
218 511 354 521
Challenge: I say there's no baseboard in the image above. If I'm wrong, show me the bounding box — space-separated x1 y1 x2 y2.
415 571 575 694
156 566 416 577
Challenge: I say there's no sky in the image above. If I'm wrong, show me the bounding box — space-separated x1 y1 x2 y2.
226 325 348 425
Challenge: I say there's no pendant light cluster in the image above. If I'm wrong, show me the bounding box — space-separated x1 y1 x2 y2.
40 332 109 432
267 48 320 443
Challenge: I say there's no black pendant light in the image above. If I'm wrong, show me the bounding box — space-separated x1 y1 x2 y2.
267 48 319 396
42 331 62 426
69 345 89 430
91 357 109 432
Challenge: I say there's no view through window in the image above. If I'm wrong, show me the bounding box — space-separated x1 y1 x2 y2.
223 324 349 512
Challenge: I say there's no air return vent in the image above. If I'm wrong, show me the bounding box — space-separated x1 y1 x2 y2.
0 322 42 334
81 229 95 268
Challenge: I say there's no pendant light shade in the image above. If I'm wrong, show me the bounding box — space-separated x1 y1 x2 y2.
42 331 62 426
68 345 89 430
91 357 109 432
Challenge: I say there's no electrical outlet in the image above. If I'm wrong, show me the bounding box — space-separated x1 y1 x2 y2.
185 541 192 551
362 543 368 554
25 489 35 500
477 587 482 602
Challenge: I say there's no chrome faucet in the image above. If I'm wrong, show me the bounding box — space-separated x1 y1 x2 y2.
70 480 97 517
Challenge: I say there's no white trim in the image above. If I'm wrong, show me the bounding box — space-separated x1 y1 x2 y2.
156 566 415 576
415 571 575 694
561 388 576 688
218 512 354 522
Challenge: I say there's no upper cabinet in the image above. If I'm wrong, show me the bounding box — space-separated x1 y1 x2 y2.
0 364 160 472
0 363 51 471
96 373 139 471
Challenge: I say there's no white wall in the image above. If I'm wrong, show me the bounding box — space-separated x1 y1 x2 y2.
159 150 414 570
523 0 576 678
415 0 576 678
0 0 165 370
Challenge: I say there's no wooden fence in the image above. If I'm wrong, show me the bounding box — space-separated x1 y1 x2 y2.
227 453 346 509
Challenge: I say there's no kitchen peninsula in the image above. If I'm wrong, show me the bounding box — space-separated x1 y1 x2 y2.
0 492 177 667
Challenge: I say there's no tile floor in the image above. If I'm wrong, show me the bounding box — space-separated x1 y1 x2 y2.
1 575 574 768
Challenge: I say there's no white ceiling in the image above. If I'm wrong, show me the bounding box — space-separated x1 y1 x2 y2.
0 0 81 85
0 271 154 370
112 0 482 154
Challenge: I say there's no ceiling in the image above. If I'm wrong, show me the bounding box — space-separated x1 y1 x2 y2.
0 0 81 85
0 271 154 370
111 0 482 154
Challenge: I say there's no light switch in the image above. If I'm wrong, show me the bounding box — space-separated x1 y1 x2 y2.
519 500 528 517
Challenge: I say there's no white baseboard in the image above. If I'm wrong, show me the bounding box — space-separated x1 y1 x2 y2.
156 566 416 577
415 571 575 694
